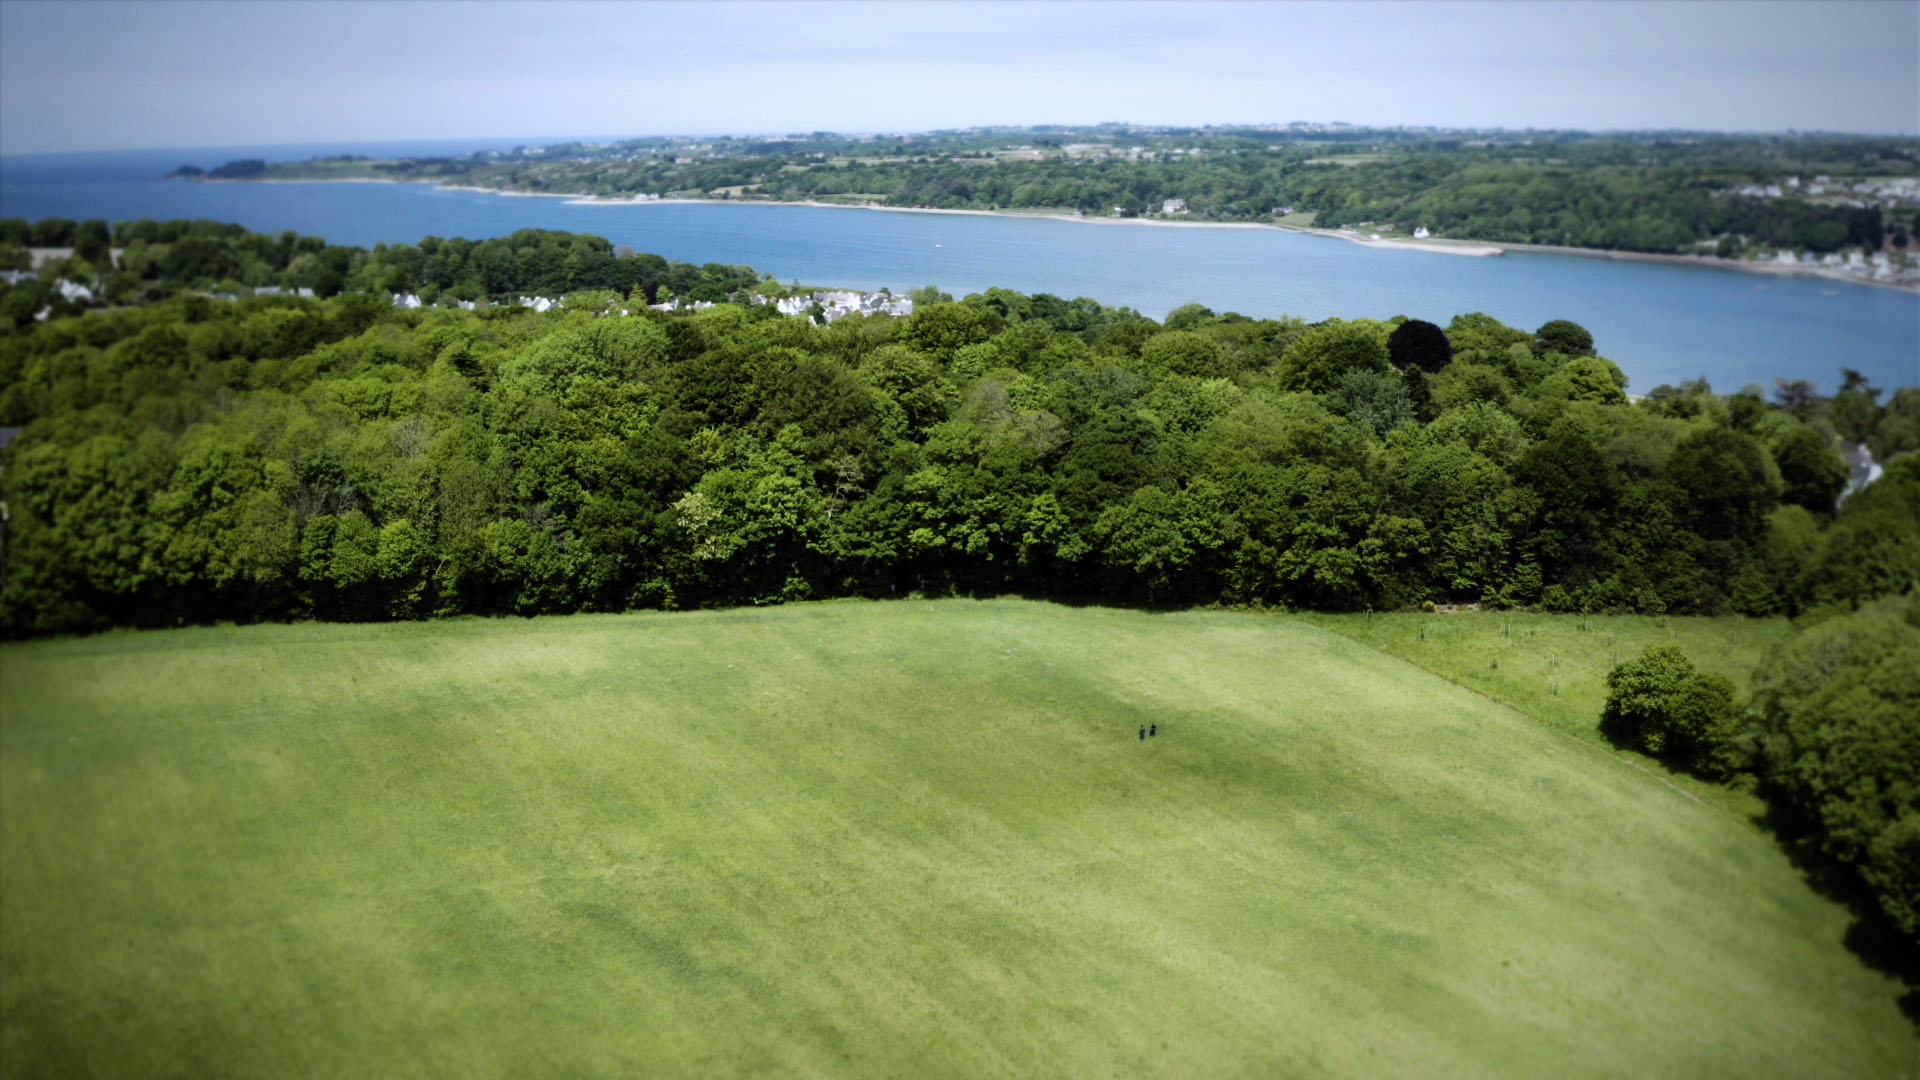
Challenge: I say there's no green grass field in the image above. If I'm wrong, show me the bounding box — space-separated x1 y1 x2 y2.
2 601 1913 1077
1298 610 1794 816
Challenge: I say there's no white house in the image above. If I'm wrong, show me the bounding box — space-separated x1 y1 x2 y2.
54 279 93 303
1413 226 1432 239
1162 198 1187 214
761 289 914 323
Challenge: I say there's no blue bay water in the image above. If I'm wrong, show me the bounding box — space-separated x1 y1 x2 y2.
3 144 1916 394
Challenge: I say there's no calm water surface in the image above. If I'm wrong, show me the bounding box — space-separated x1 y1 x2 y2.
4 144 1915 393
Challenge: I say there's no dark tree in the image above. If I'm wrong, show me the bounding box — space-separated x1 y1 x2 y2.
74 220 112 266
1387 318 1453 374
208 158 268 179
29 218 76 247
1534 319 1594 356
1517 423 1618 583
1770 424 1847 515
1773 379 1818 419
1665 427 1779 543
1829 370 1882 445
1402 367 1436 423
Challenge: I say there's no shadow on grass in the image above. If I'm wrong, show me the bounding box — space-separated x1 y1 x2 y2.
1753 803 1920 1029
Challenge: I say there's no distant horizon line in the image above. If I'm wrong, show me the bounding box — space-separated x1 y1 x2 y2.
6 120 1918 158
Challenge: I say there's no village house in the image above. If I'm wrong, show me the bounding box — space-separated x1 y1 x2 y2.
53 279 93 303
1162 198 1187 214
757 289 913 322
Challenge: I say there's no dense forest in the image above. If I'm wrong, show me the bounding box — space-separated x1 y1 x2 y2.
5 223 1917 636
3 220 1916 957
195 125 1920 257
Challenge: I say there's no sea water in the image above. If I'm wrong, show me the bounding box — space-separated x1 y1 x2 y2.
4 144 1915 394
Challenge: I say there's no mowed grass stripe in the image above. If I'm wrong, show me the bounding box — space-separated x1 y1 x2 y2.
2 600 1912 1078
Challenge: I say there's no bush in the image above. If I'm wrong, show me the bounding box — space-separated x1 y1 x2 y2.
1600 644 1745 779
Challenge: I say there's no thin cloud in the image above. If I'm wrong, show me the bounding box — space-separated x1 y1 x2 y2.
2 0 1914 154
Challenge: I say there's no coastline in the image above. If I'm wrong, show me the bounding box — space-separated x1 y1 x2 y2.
1490 240 1917 292
564 193 1920 289
538 191 1507 255
197 176 1918 292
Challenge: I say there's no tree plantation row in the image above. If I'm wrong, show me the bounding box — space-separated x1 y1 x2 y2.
3 224 1918 641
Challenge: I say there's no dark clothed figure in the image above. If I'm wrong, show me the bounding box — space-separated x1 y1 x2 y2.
1150 724 1157 737
1138 727 1145 741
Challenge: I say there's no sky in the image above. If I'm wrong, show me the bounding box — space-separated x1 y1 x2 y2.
1 0 1916 155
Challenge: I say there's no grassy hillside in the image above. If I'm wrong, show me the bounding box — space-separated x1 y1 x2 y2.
1 601 1912 1077
1297 610 1794 814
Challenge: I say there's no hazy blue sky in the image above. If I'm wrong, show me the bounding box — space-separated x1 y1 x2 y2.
2 0 1915 154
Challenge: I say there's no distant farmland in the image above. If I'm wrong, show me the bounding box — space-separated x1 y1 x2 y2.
2 601 1912 1077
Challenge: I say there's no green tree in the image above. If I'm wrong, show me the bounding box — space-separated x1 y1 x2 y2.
1540 356 1628 405
1533 319 1594 356
1828 369 1881 445
1277 319 1390 394
1800 454 1920 609
1139 329 1225 378
1766 421 1847 515
1162 303 1214 331
1869 387 1920 462
1664 426 1781 545
1600 644 1745 780
1752 592 1920 942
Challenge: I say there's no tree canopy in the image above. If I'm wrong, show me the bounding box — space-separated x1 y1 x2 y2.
0 221 1904 640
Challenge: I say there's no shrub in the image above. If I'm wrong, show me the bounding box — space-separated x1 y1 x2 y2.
1600 644 1745 779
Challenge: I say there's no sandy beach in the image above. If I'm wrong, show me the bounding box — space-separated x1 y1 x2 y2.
196 175 1917 291
537 192 1509 256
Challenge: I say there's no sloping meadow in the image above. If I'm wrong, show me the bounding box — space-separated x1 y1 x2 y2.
3 601 1912 1076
